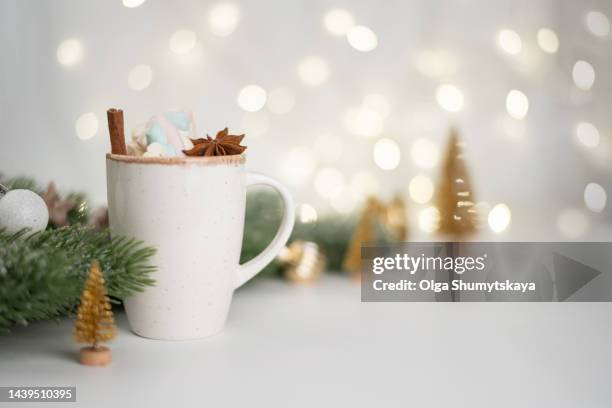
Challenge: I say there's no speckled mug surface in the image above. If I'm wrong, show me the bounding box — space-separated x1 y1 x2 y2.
106 154 295 340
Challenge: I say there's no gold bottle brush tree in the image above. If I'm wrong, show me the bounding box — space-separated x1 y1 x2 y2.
74 261 117 366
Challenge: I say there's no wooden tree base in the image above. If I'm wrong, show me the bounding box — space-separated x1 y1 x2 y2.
79 346 112 366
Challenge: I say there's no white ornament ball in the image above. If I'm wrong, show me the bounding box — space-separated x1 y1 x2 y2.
0 189 49 235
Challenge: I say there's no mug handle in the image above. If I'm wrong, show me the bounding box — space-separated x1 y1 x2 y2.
235 172 295 289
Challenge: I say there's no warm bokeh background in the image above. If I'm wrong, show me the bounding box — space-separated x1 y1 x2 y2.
1 0 611 240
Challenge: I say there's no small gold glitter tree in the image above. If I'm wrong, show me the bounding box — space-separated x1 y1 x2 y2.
343 197 381 279
74 261 116 366
436 128 478 238
436 128 478 301
343 196 410 279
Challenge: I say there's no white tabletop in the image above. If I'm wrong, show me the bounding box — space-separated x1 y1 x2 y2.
1 275 611 408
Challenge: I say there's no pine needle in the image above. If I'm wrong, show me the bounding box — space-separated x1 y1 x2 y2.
0 225 156 333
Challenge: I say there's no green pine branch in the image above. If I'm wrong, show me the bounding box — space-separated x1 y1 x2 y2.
241 191 353 277
0 226 156 333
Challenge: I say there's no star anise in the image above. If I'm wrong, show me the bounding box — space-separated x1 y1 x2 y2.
183 128 247 157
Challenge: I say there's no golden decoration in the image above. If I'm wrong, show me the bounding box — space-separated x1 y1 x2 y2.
74 261 116 349
278 241 326 283
343 196 409 279
436 128 478 239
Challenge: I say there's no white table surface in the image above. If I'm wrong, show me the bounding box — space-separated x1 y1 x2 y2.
1 275 611 408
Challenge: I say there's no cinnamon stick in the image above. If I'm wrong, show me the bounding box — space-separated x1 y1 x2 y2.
107 108 127 155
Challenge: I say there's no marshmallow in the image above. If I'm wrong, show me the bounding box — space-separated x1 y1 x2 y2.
129 110 196 157
144 142 167 157
127 123 148 156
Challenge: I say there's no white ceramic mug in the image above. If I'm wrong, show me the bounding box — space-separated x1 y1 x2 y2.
106 154 295 340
